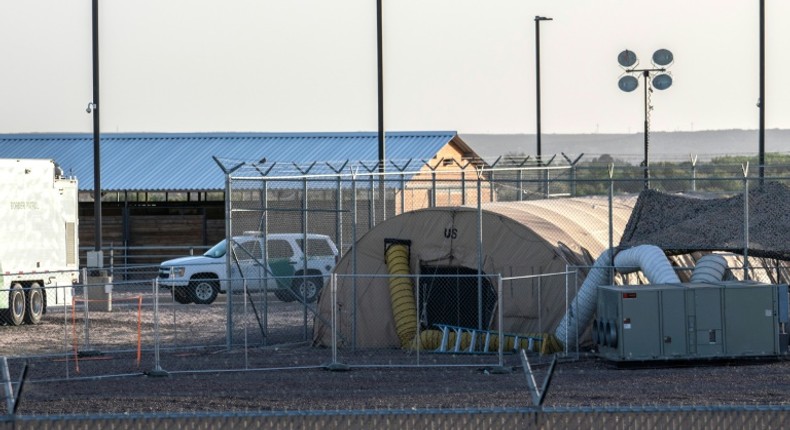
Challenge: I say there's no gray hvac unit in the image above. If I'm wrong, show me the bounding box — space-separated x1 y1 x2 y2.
594 281 790 362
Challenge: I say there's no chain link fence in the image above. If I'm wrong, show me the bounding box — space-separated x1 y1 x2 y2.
1 163 789 425
3 405 790 429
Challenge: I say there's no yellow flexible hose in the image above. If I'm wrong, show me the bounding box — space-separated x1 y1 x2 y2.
385 244 419 349
384 241 563 355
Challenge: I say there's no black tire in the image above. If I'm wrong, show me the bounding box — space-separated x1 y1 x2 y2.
24 283 44 325
291 276 323 303
173 286 193 304
4 284 25 326
190 278 219 305
273 288 296 302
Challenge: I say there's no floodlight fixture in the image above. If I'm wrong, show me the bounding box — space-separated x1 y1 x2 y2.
652 48 674 66
652 74 673 91
616 48 674 189
618 75 639 92
617 50 638 68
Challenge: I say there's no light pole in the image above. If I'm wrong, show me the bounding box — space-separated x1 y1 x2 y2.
535 16 552 168
758 0 765 186
376 0 386 222
90 0 102 251
617 49 674 190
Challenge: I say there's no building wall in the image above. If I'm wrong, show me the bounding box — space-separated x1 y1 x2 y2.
77 138 489 256
395 139 492 214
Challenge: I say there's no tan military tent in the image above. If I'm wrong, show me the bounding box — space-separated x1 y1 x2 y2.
313 195 638 349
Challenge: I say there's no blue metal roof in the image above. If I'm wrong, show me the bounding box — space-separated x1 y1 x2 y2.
0 131 459 191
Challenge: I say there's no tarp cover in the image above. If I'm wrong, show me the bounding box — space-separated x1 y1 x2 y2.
620 181 790 260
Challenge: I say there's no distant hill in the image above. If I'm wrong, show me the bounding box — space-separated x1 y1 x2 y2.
459 129 790 164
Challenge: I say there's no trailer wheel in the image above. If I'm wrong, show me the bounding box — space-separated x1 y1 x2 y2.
191 278 218 305
3 284 25 326
24 283 44 325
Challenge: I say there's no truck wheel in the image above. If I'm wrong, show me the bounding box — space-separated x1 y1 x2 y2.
291 276 322 303
24 283 44 325
173 286 193 304
273 288 296 302
191 279 218 305
3 284 25 326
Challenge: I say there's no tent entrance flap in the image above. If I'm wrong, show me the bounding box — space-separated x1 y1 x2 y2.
418 265 497 331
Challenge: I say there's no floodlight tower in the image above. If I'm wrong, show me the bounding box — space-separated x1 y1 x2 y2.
617 49 674 190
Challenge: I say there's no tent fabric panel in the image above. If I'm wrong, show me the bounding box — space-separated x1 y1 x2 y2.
315 196 639 349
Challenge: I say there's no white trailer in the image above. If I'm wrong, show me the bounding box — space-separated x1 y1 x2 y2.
0 159 79 325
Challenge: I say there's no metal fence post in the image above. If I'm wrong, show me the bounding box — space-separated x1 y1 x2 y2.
570 164 576 197
461 169 467 206
431 170 437 208
351 168 358 351
563 265 569 357
243 278 249 370
476 169 484 330
489 167 495 203
148 278 168 377
416 272 421 365
225 172 233 350
517 168 524 202
742 163 750 280
81 267 91 352
368 172 375 228
325 273 349 371
302 176 309 341
64 282 69 378
690 154 698 192
2 356 13 414
170 267 177 348
608 164 615 281
399 172 406 214
497 275 504 369
336 174 343 256
331 273 338 363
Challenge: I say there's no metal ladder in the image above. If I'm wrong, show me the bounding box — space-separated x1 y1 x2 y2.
433 324 541 354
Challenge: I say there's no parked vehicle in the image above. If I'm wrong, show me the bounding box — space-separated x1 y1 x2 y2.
158 232 338 304
0 159 79 326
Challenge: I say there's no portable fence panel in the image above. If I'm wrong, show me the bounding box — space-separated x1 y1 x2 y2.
321 274 507 369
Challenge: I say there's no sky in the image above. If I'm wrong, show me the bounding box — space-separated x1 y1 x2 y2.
2 0 789 135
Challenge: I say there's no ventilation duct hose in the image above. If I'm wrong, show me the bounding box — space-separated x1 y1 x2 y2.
613 245 681 284
384 243 419 349
690 254 728 283
554 248 614 348
555 245 681 348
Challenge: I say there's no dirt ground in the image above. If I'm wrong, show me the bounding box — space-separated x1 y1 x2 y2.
8 346 790 416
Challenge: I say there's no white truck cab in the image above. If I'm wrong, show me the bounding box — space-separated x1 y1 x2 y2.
158 232 338 304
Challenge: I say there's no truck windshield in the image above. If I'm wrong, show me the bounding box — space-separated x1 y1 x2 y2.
203 240 227 258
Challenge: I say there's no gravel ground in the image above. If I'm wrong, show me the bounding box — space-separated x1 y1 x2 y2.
4 290 790 416
8 346 790 416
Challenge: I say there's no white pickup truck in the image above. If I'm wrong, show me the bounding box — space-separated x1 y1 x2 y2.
158 232 338 304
